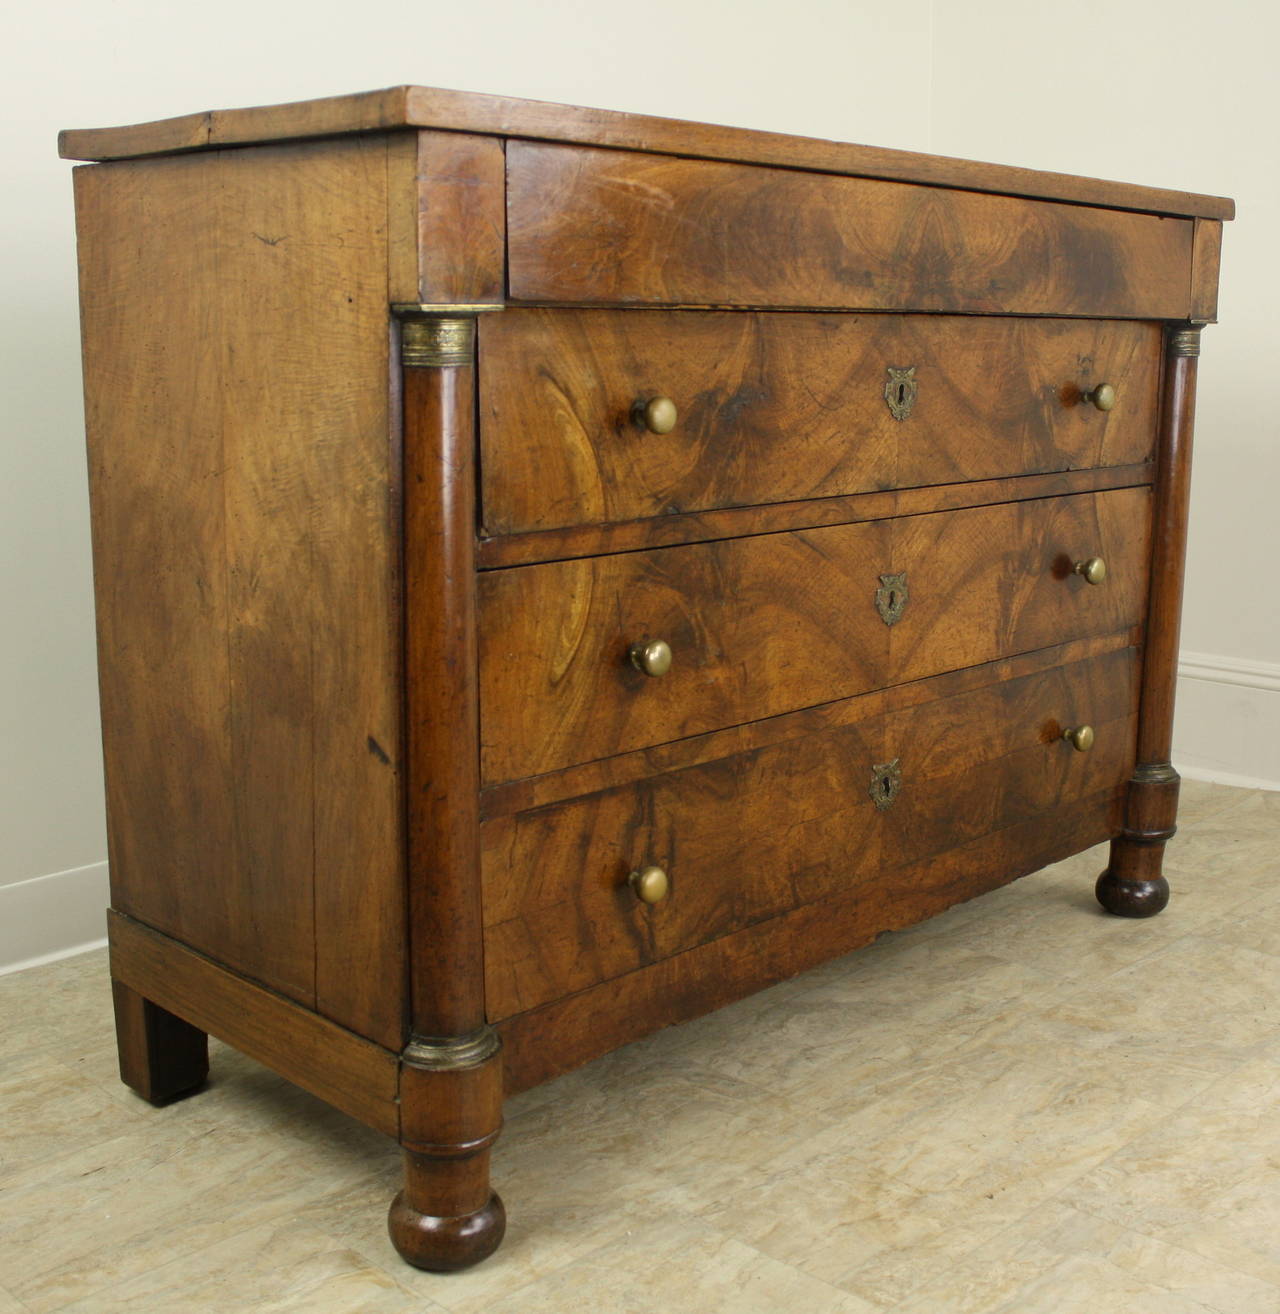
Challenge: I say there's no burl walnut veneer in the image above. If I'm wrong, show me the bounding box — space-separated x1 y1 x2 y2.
60 86 1232 1270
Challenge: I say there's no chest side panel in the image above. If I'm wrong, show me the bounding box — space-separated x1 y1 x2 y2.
75 137 406 1047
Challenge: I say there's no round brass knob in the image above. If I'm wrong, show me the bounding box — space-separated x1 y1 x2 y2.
1073 557 1107 586
634 395 678 434
629 638 673 678
1062 724 1095 753
1083 382 1117 412
629 864 669 904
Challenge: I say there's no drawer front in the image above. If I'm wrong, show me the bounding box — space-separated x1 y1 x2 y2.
481 647 1139 1020
479 310 1160 536
478 487 1150 784
878 653 1137 872
506 142 1194 318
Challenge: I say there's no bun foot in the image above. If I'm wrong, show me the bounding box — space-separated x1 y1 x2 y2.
1096 869 1170 918
388 1188 506 1272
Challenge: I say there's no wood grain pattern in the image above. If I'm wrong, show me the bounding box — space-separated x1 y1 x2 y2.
61 87 411 164
878 649 1138 871
479 310 1160 535
395 325 510 1273
476 465 1155 570
75 139 406 1047
483 716 883 1020
388 131 506 305
1190 220 1223 323
64 88 1230 1274
497 785 1125 1092
403 356 487 1039
58 86 1235 224
482 647 1137 1019
480 632 1135 819
507 143 1195 318
392 1157 505 1271
1100 325 1204 915
1134 342 1197 772
218 140 405 1046
478 488 1150 783
482 517 889 783
75 154 265 990
109 911 400 1137
887 485 1150 684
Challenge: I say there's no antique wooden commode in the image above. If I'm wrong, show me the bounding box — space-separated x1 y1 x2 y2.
61 87 1231 1269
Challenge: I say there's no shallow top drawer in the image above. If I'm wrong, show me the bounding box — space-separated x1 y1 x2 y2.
506 142 1194 318
479 310 1159 536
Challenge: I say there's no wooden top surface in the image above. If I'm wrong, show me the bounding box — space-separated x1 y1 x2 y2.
59 85 1234 220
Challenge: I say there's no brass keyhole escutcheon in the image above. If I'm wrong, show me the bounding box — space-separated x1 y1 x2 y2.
870 759 902 811
875 572 908 626
884 365 918 421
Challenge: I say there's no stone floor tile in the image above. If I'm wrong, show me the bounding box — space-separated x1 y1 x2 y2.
896 1198 1279 1314
461 1215 878 1314
53 1219 442 1314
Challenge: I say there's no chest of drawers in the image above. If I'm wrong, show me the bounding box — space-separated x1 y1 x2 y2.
61 86 1231 1271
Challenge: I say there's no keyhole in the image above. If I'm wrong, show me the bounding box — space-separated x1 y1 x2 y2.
882 776 892 797
888 589 898 610
897 383 907 405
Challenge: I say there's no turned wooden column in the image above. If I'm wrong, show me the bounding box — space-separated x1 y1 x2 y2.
1097 322 1203 917
388 305 506 1270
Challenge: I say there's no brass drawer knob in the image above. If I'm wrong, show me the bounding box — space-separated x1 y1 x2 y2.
629 864 669 904
1073 557 1107 586
1062 724 1095 753
633 395 678 434
629 638 673 678
1082 382 1117 412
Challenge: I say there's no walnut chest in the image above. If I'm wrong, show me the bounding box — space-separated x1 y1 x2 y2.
61 86 1232 1270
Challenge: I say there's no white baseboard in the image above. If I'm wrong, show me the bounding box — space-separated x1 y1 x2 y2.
1175 650 1280 792
1178 651 1280 693
0 861 109 976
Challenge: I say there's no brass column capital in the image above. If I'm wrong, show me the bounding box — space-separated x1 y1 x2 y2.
392 303 502 369
1167 324 1202 358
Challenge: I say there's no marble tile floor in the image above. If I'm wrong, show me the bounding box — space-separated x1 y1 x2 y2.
1 778 1277 1313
